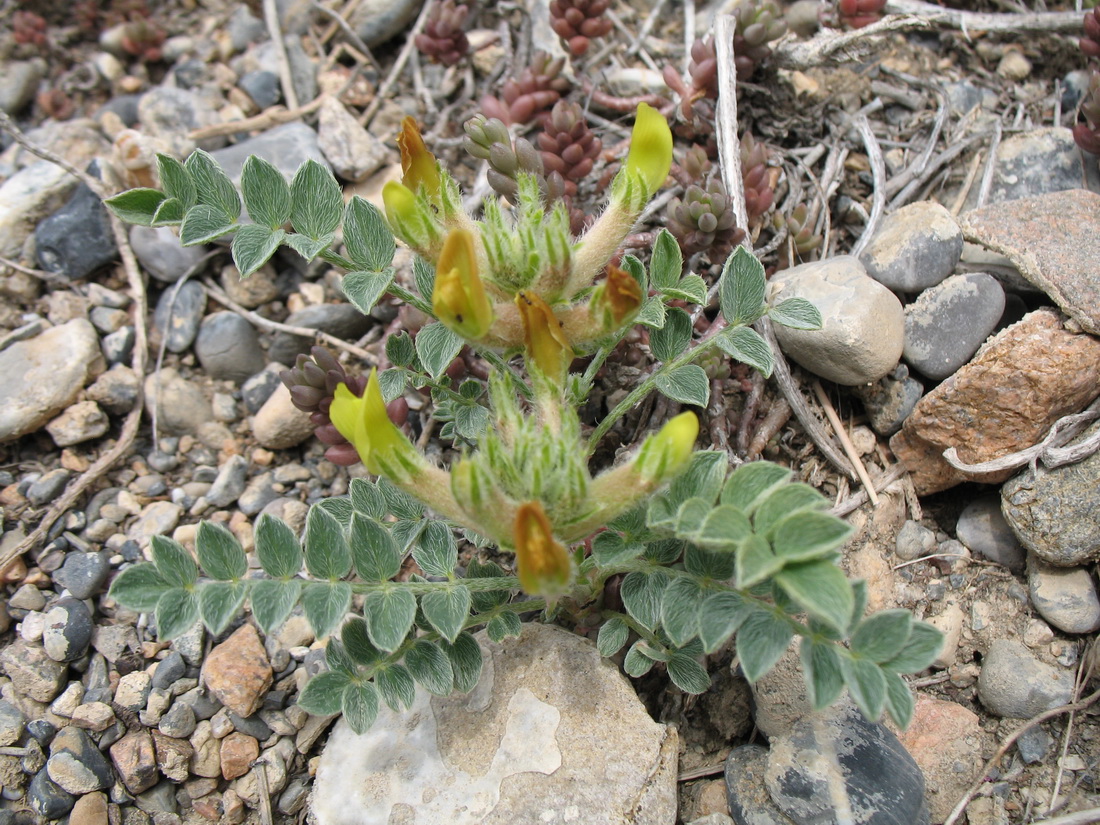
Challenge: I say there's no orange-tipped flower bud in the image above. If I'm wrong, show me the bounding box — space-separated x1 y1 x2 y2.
433 228 493 339
398 117 440 198
516 291 573 385
594 265 643 329
513 501 573 596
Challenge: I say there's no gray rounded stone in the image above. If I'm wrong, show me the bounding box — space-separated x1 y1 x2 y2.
53 551 110 600
956 495 1025 573
0 58 47 115
1027 556 1100 635
903 272 1005 380
195 312 266 383
35 183 118 281
851 364 924 437
42 599 94 663
29 769 75 820
349 0 423 47
977 639 1074 718
143 368 214 437
239 70 281 109
153 281 206 353
268 304 373 367
206 454 249 508
131 225 210 284
895 520 936 561
47 727 112 794
725 745 793 825
210 122 327 186
768 256 904 386
1000 422 1100 566
859 201 963 292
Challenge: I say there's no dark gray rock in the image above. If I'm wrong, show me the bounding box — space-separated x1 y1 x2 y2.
130 225 210 284
977 639 1074 718
1015 725 1053 765
35 183 118 281
239 70 282 109
903 273 1005 381
153 281 206 354
242 365 286 413
158 701 197 739
26 718 57 745
859 201 963 293
47 727 113 794
28 768 75 820
268 304 372 366
238 472 279 516
87 365 141 417
207 454 249 508
27 469 71 506
227 5 266 52
1001 421 1100 567
42 599 94 663
102 325 135 365
956 495 1025 573
95 94 141 127
765 705 928 825
89 306 129 334
53 551 110 599
227 710 271 741
195 312 266 382
152 651 187 690
726 745 794 825
895 520 936 562
851 365 924 437
349 0 423 47
210 122 327 187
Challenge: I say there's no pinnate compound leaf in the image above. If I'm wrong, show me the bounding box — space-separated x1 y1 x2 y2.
655 364 709 408
636 297 667 330
667 653 710 694
649 228 683 288
716 325 773 378
304 505 351 580
185 150 241 220
420 586 471 643
486 610 522 642
768 296 822 330
736 534 783 589
157 154 196 208
344 197 395 272
753 484 828 538
699 590 750 653
349 478 387 520
109 564 170 612
379 478 424 520
302 581 352 640
736 611 793 683
841 656 887 720
416 322 463 379
597 617 630 657
801 637 845 710
255 514 303 579
772 511 853 563
151 198 185 226
883 671 915 729
197 581 247 635
155 588 199 640
668 451 727 508
341 618 381 666
180 203 236 245
343 270 393 316
694 505 752 551
378 369 407 403
404 639 454 695
325 638 357 678
241 155 291 229
290 159 342 239
879 622 943 673
297 671 349 716
375 665 416 711
623 642 657 677
342 681 380 734
233 224 285 278
650 307 692 363
250 579 301 635
196 521 247 581
851 610 913 664
621 570 670 632
349 513 400 582
104 188 165 225
591 532 644 567
151 535 197 588
774 560 854 634
719 245 767 325
386 332 416 368
684 545 735 580
661 274 707 305
413 521 457 578
284 232 333 261
364 588 416 652
721 461 792 513
674 497 712 537
441 632 483 693
660 578 703 646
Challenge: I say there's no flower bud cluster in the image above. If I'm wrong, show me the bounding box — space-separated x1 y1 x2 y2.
414 0 471 66
480 51 572 126
741 133 775 224
463 115 564 205
1073 72 1100 155
280 347 367 466
549 0 614 57
730 0 787 79
666 177 744 256
836 0 886 29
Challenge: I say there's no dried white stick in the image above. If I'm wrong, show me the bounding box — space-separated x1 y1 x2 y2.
849 114 885 258
884 0 1083 33
714 15 749 239
264 0 299 110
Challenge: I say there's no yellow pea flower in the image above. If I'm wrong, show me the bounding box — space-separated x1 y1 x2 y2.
513 501 573 596
433 228 493 339
329 368 415 476
623 103 673 200
397 117 440 198
382 180 419 232
636 411 699 483
516 291 573 385
593 265 644 330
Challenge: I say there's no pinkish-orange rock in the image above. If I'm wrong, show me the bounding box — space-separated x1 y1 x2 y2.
895 695 986 824
219 732 259 780
890 309 1100 494
201 623 272 717
109 729 158 794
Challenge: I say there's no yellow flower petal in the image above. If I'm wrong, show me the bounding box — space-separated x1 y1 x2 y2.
513 501 573 596
637 411 699 483
328 369 412 476
516 291 573 385
433 228 493 339
397 117 440 198
624 103 673 198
